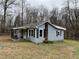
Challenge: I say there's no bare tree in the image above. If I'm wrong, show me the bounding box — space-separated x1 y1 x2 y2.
0 0 16 32
61 0 79 39
49 8 58 25
21 0 25 26
38 5 48 22
14 14 21 27
15 0 26 26
72 0 79 39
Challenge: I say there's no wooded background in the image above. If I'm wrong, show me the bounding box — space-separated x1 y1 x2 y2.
0 0 79 39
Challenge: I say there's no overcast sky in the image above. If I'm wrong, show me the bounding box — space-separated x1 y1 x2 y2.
27 0 65 10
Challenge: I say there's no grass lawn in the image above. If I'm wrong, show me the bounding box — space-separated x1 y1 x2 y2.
0 36 79 59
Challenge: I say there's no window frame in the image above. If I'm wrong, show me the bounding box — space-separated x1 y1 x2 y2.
60 30 62 36
56 30 60 36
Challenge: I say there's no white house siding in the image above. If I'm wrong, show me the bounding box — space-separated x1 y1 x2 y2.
30 38 45 44
48 24 64 41
37 24 45 42
30 24 45 44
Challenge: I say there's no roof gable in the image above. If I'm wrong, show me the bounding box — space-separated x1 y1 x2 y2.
36 21 66 31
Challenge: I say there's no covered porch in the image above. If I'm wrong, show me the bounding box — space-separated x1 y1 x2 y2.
11 27 45 43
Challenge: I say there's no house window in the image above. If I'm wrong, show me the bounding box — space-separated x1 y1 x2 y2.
56 30 60 36
37 29 39 38
33 29 35 37
60 31 62 36
56 30 62 36
31 30 33 36
40 30 42 37
29 30 30 36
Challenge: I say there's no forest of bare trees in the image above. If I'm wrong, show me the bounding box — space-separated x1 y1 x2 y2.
0 0 79 39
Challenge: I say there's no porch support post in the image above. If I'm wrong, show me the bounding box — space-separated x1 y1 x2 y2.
11 29 14 39
28 29 29 37
35 29 37 38
42 30 44 38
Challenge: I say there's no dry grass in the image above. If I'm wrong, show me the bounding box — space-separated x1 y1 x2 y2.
0 36 78 59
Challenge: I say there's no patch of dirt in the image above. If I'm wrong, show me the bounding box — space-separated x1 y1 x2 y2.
0 35 12 42
59 47 76 59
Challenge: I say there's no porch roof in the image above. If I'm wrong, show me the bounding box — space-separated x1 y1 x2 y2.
12 26 29 29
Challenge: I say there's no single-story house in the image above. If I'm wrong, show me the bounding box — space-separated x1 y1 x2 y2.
11 21 66 43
